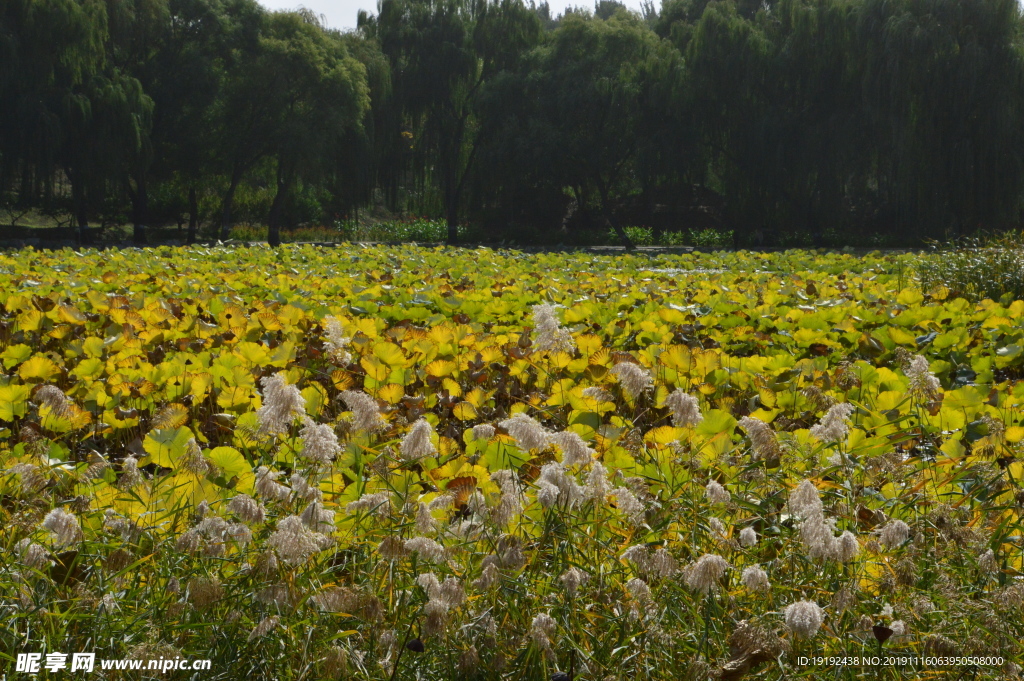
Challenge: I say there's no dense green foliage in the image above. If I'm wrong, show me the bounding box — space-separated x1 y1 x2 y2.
3 0 1024 245
919 233 1024 304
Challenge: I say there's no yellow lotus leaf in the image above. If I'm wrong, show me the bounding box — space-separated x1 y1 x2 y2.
576 334 603 355
142 427 195 469
160 470 221 508
896 289 924 306
82 336 105 358
645 425 680 445
235 342 271 366
207 446 255 494
331 369 355 391
1005 426 1024 443
452 402 477 421
276 304 305 327
439 378 460 397
426 359 457 377
360 355 389 382
465 388 489 408
545 378 576 407
17 309 44 332
57 305 88 325
256 311 282 330
692 350 720 378
0 384 32 421
1 344 33 369
998 453 1024 480
217 385 258 412
373 341 406 367
301 382 328 417
151 404 189 430
376 383 404 404
19 355 61 382
603 446 637 474
269 341 297 367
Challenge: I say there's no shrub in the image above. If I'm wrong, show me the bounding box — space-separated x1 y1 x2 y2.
917 232 1024 302
606 226 734 248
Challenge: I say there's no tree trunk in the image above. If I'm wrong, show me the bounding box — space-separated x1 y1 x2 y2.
442 163 459 244
596 179 633 249
67 166 91 245
267 166 290 248
130 172 148 245
187 185 198 245
446 203 458 244
219 170 242 240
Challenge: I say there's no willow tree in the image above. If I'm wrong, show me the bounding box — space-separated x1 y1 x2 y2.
0 0 107 241
856 0 1024 239
530 11 683 247
362 0 541 243
684 2 774 243
146 0 228 243
251 12 370 246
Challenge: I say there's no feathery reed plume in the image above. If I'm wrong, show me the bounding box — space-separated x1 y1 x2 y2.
299 417 341 464
490 469 525 527
551 430 595 467
559 566 589 596
255 466 291 502
34 385 72 419
401 418 437 462
738 416 782 463
346 490 392 517
498 413 551 451
706 480 730 504
41 508 82 547
187 576 223 610
267 515 329 565
256 372 306 436
117 456 143 490
741 565 770 591
471 423 495 441
404 536 446 563
902 352 941 402
12 463 45 493
340 390 386 433
322 316 351 364
584 461 611 501
535 462 585 508
248 615 280 642
810 402 856 442
181 438 211 476
472 563 501 590
878 519 910 549
300 499 336 534
16 538 51 570
610 486 646 525
683 554 729 594
227 494 266 524
611 361 653 398
532 304 576 353
530 612 558 660
739 527 758 547
416 502 438 534
788 479 823 519
665 389 702 427
582 386 613 402
784 600 824 639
